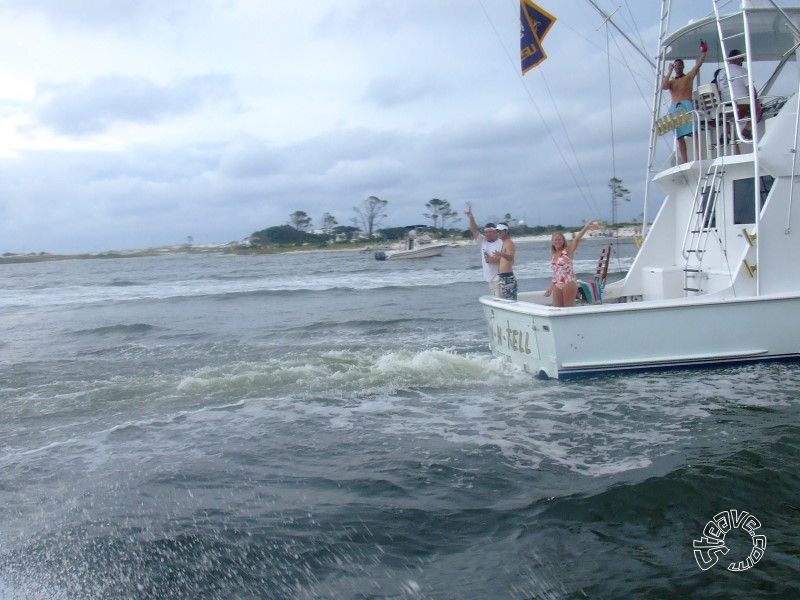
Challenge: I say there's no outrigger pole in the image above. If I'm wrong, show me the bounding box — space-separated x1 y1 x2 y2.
585 0 657 70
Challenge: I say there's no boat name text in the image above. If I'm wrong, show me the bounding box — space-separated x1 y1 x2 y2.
493 321 531 355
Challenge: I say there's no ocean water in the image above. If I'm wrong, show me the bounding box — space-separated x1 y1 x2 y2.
1 239 798 599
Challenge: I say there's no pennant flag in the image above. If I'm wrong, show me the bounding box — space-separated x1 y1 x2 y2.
520 0 556 74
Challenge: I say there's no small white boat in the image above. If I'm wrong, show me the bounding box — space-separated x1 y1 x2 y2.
481 0 800 379
375 230 448 260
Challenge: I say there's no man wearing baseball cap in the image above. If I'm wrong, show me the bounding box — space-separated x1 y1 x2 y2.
717 49 761 141
465 207 503 296
495 222 517 301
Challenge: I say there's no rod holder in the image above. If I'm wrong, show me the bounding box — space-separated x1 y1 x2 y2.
742 228 757 247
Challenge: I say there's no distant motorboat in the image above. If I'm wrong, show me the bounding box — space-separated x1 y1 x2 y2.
375 229 448 260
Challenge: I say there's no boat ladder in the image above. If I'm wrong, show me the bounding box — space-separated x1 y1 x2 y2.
682 162 724 294
712 0 757 144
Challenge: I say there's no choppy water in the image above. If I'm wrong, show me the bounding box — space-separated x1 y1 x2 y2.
1 239 798 599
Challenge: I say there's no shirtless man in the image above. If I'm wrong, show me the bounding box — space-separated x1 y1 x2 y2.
495 223 517 301
661 41 707 164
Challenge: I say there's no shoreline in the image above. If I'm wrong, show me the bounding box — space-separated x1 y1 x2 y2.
0 230 638 265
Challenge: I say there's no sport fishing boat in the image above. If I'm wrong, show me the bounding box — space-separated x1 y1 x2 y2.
481 0 800 378
374 228 448 260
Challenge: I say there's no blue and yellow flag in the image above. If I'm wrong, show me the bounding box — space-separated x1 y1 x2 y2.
520 0 556 74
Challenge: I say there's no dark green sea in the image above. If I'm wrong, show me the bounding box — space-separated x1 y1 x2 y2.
1 239 798 598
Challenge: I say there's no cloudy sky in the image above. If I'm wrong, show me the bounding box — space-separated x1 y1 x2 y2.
0 1 708 253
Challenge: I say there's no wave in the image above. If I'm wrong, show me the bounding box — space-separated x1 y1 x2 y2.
1 258 633 309
1 275 478 308
276 316 449 334
108 279 144 287
526 431 800 593
173 347 514 401
70 323 157 336
3 368 796 600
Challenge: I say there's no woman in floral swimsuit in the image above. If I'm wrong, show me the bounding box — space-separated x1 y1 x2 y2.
544 221 600 307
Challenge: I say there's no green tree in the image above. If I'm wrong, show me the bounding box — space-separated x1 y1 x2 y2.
354 196 388 238
378 226 408 241
321 212 338 231
333 225 359 241
250 225 306 246
424 198 457 232
290 210 313 231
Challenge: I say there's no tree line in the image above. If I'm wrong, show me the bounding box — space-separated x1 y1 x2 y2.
246 195 623 248
248 196 464 247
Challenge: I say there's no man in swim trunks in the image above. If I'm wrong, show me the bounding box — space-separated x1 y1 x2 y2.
495 223 517 300
662 41 707 164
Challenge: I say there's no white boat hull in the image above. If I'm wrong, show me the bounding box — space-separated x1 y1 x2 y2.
377 243 448 260
480 293 800 379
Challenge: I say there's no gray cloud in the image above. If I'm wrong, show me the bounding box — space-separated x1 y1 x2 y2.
34 74 235 135
0 101 649 254
218 136 287 179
